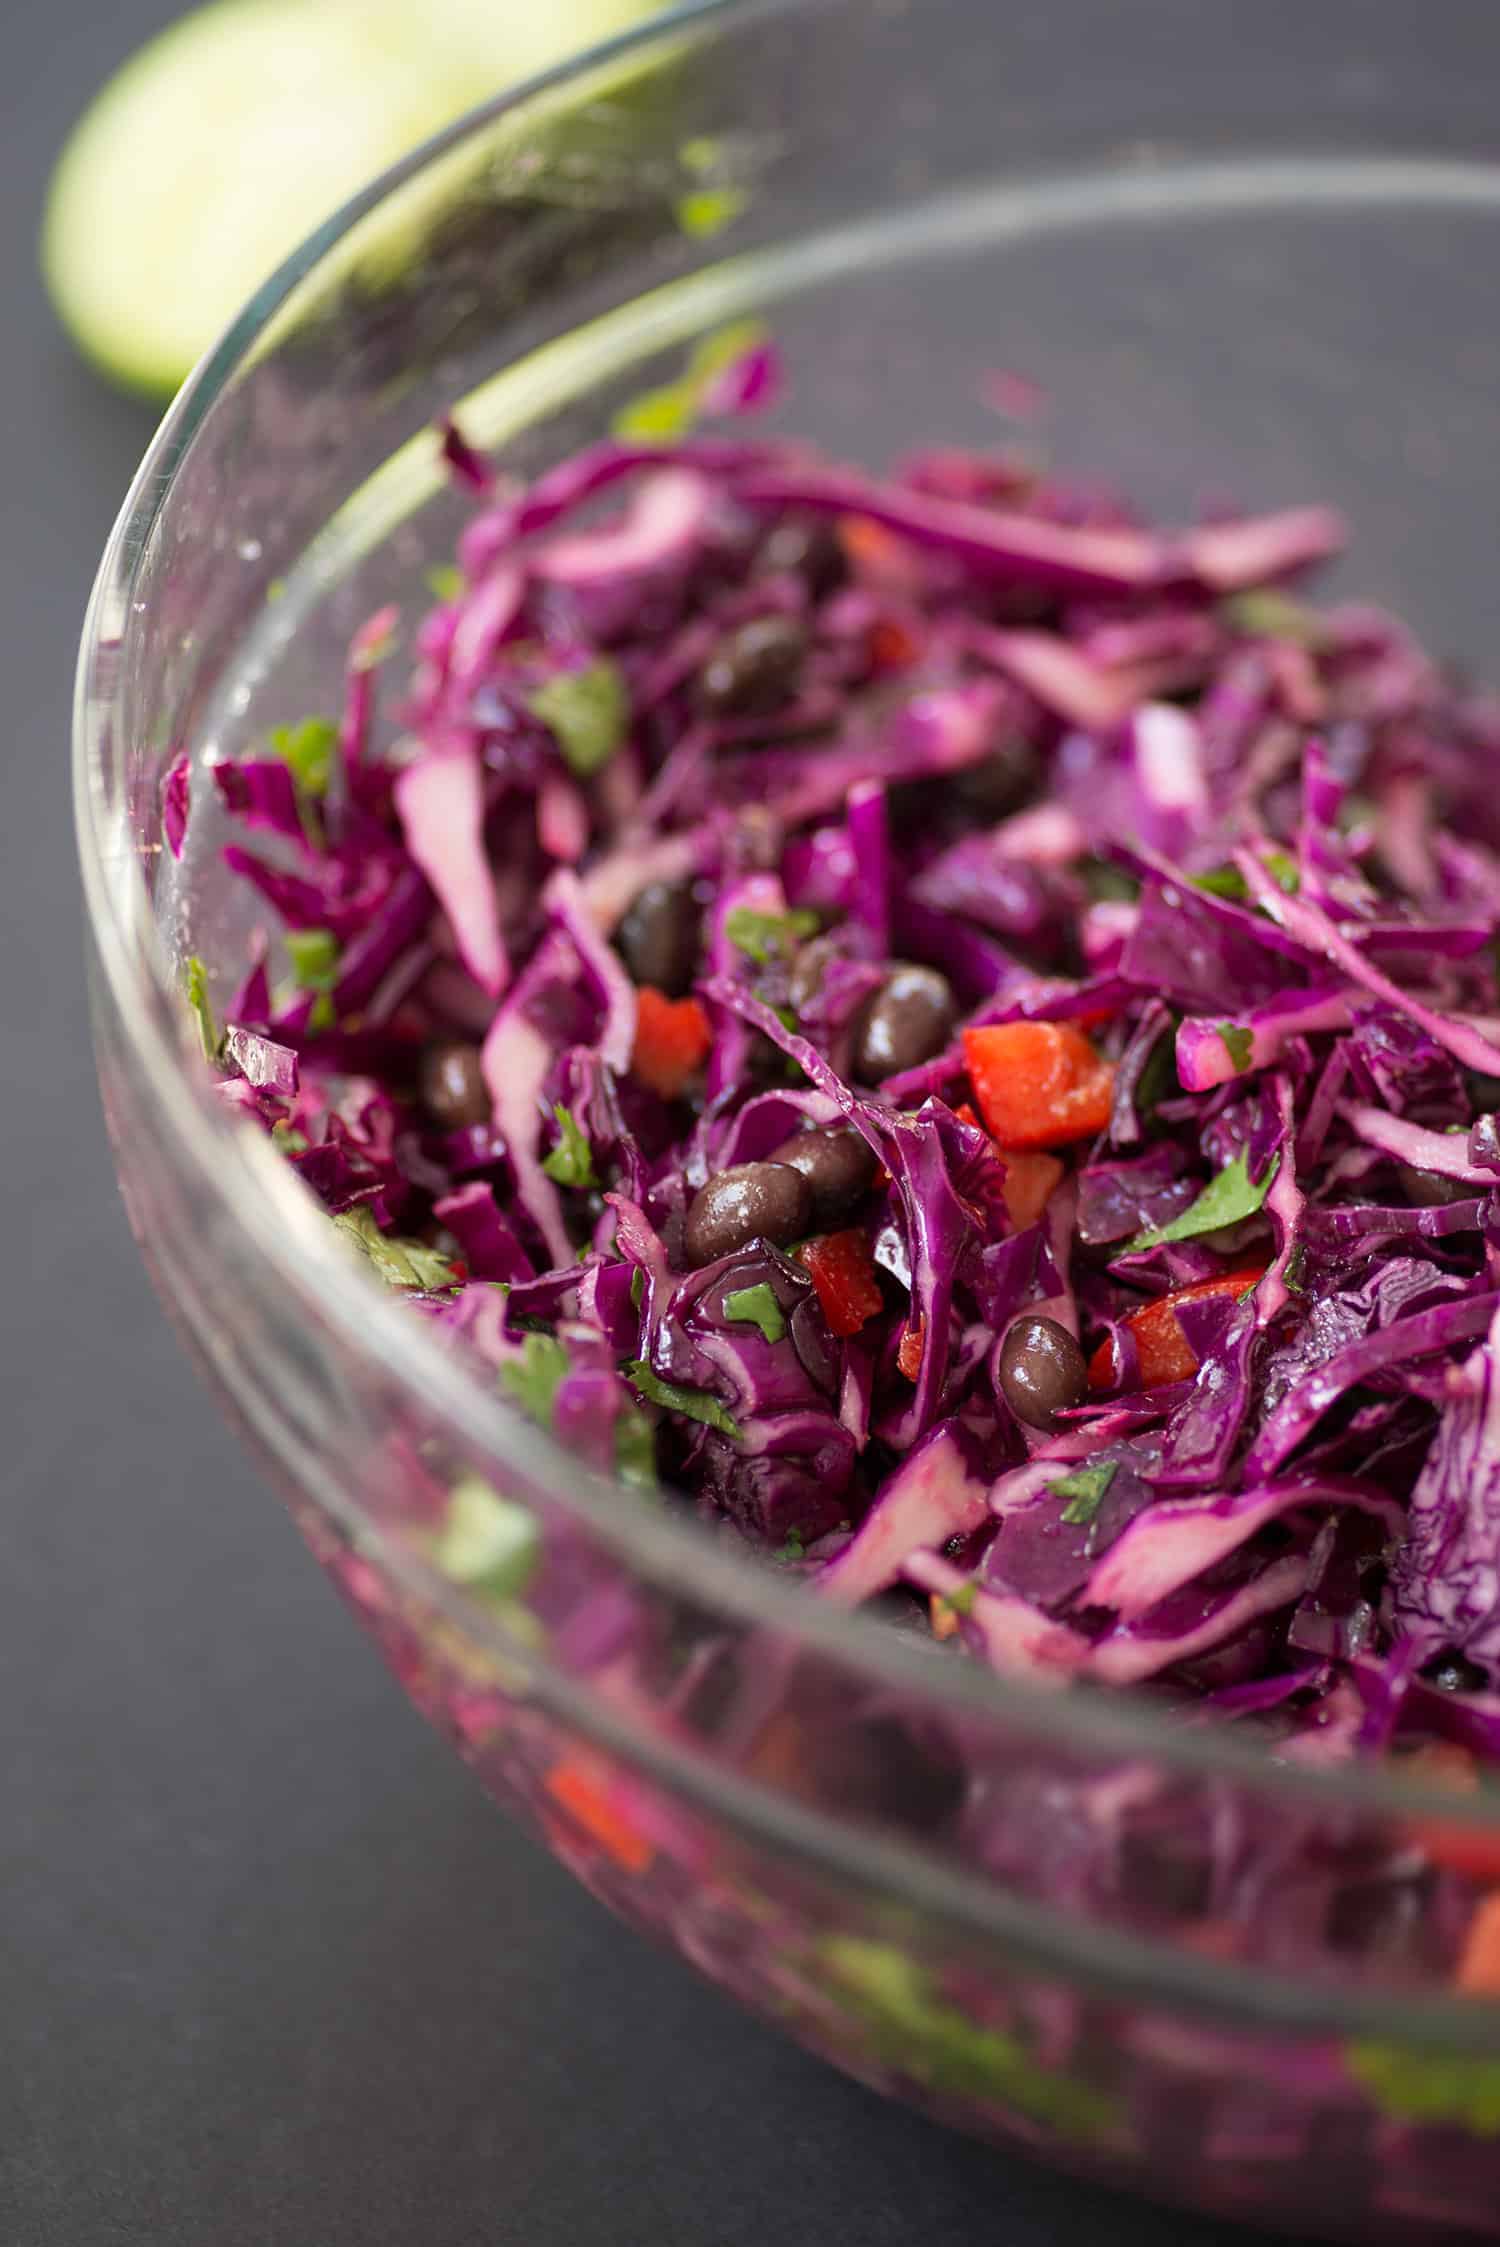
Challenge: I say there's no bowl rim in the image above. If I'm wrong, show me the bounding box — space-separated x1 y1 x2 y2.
73 0 1500 2033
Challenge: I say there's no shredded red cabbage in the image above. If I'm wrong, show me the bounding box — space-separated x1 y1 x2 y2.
187 389 1500 1805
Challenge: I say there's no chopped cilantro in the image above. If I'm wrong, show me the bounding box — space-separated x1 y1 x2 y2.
776 1529 806 1562
1051 1460 1118 1525
527 659 628 778
614 1406 658 1493
1215 1021 1255 1074
285 926 340 989
425 563 464 603
500 1331 570 1428
723 905 819 965
1192 850 1299 902
1081 860 1139 904
723 1282 787 1345
331 1206 460 1291
1125 1149 1278 1254
270 1120 309 1155
1346 2041 1500 2134
629 1267 645 1310
268 714 338 798
540 1103 597 1190
675 187 747 239
1223 587 1328 647
433 1475 539 1601
612 383 698 442
623 1360 742 1439
941 1578 978 1617
820 1939 1119 2141
182 953 221 1064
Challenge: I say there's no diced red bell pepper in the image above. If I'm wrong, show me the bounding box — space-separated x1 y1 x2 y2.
1458 1892 1500 1992
897 1319 926 1380
953 1100 1065 1229
962 1022 1115 1151
630 987 711 1099
544 1753 655 1874
1088 1264 1268 1391
868 616 922 672
796 1228 885 1338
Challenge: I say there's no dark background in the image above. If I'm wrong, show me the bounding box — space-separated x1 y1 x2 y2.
0 4 1335 2241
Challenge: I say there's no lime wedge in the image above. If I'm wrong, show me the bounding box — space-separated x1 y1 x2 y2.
42 0 650 396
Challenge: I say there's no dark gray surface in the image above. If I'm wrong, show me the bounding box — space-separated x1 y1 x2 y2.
0 5 1321 2243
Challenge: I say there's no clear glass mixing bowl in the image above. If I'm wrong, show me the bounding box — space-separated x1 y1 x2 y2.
75 0 1500 2233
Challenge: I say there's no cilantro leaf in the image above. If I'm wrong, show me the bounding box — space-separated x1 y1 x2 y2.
821 1939 1119 2141
500 1331 570 1428
425 563 464 603
723 905 819 965
1192 851 1298 903
285 926 340 991
331 1206 460 1291
623 1360 742 1439
775 1529 806 1562
268 714 338 798
1050 1461 1118 1525
1125 1149 1278 1254
183 954 222 1064
1346 2041 1500 2134
1223 587 1328 647
723 1282 787 1345
614 1407 658 1493
675 187 747 239
939 1578 977 1617
527 660 629 778
433 1476 539 1601
1216 1021 1255 1073
540 1103 598 1190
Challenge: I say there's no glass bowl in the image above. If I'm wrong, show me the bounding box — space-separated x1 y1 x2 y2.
74 0 1500 2234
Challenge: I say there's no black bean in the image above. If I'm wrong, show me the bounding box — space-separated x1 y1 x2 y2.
768 1126 879 1226
1421 1650 1489 1695
788 932 842 1015
757 515 847 599
1398 1164 1472 1209
683 1162 813 1267
951 738 1040 819
698 616 808 717
616 880 700 998
998 1314 1088 1432
418 1040 490 1129
851 965 956 1083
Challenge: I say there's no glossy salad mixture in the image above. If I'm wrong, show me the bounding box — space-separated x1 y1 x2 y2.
175 348 1500 1918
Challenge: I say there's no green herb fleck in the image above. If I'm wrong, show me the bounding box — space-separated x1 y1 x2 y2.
1193 850 1298 902
612 318 771 442
723 905 819 965
612 383 699 442
1125 1148 1278 1255
776 1529 806 1562
331 1206 461 1291
1282 1242 1307 1294
941 1578 978 1617
527 659 629 778
1050 1460 1119 1525
1346 2041 1500 2134
614 1407 658 1493
1081 860 1140 904
678 135 724 176
182 954 222 1064
1223 587 1328 647
268 714 338 798
675 186 747 239
629 1267 645 1310
623 1360 742 1440
820 1939 1119 2141
540 1103 597 1189
285 926 340 990
500 1331 571 1429
723 1282 787 1345
425 563 464 603
434 1475 539 1601
270 1121 309 1156
1215 1021 1255 1074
